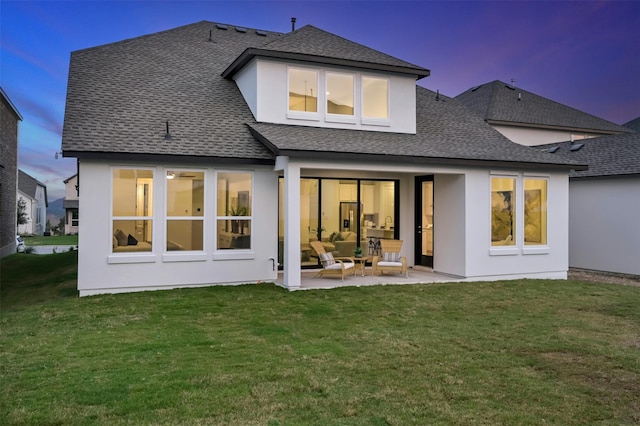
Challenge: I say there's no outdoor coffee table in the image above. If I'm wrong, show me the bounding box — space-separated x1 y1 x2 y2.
352 256 370 276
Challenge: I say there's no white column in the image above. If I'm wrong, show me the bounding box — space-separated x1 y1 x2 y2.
281 158 301 289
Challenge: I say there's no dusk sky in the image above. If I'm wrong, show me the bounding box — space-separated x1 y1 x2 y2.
2 0 639 201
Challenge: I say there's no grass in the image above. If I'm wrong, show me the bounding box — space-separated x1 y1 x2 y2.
1 253 639 425
22 234 78 246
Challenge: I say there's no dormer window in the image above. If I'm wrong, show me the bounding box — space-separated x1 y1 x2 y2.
326 72 354 116
362 76 389 120
288 68 318 113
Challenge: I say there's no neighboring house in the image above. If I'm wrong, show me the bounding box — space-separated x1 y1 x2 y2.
0 87 22 257
539 123 640 276
455 80 631 146
63 173 79 235
17 169 48 236
62 21 584 296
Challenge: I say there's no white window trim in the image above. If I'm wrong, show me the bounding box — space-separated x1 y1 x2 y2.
213 170 255 260
523 175 550 255
286 66 320 121
109 166 157 263
163 168 207 257
361 75 391 126
489 173 551 256
325 71 357 124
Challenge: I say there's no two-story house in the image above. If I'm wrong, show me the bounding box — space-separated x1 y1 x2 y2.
62 21 584 296
455 80 632 146
17 169 48 236
0 87 22 257
63 173 79 235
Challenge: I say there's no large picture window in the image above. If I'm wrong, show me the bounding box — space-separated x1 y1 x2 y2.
112 169 153 253
362 76 389 119
491 177 516 246
524 178 548 246
166 170 204 251
326 72 354 116
217 172 252 250
289 68 318 113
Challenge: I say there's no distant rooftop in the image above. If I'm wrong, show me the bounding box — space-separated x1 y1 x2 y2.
456 80 632 135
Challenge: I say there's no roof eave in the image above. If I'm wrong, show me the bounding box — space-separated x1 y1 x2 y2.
270 148 587 172
486 119 631 135
64 150 275 166
222 48 430 80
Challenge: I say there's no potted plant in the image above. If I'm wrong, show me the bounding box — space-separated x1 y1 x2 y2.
228 206 248 234
353 245 363 258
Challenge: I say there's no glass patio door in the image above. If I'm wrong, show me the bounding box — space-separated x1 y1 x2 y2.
415 176 433 267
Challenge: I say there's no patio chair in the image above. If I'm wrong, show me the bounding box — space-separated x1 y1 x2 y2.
309 240 355 281
372 239 408 277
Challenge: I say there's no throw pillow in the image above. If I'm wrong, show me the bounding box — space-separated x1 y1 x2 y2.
115 229 128 246
319 252 335 266
383 251 400 262
112 235 118 248
127 234 138 246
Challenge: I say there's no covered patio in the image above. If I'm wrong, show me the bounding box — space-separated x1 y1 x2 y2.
276 266 465 290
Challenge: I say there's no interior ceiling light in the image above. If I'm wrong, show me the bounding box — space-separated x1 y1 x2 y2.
167 171 175 179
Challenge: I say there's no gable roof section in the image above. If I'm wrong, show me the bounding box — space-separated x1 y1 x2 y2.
248 87 586 170
62 21 276 163
537 132 640 178
18 170 48 205
222 25 430 80
1 86 23 120
624 116 640 132
455 80 631 134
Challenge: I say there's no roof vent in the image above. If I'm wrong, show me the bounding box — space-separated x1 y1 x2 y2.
547 146 560 153
505 85 516 91
235 27 247 33
570 143 584 152
216 24 228 30
291 17 297 31
256 30 267 36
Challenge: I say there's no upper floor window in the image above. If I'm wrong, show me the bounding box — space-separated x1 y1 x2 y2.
166 170 205 251
326 72 354 116
289 68 318 113
112 168 153 253
362 76 389 120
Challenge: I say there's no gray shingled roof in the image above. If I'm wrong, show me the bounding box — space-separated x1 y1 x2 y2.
537 132 640 178
624 116 640 132
62 21 582 171
62 21 277 161
455 80 632 134
223 25 430 80
18 169 48 206
248 87 586 169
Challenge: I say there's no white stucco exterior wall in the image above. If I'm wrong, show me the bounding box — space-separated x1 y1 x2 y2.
569 176 640 275
77 161 280 296
235 59 417 134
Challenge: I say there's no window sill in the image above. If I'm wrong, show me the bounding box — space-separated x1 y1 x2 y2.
287 111 320 122
361 117 391 127
108 253 158 264
325 114 356 125
489 247 519 256
162 252 208 263
213 250 256 260
523 246 550 255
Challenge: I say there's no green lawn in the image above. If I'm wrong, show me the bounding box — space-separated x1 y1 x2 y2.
23 234 78 246
1 252 639 425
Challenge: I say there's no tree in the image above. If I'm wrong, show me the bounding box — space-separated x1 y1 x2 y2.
16 197 28 226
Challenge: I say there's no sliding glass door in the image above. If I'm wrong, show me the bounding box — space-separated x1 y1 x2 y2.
278 177 398 269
